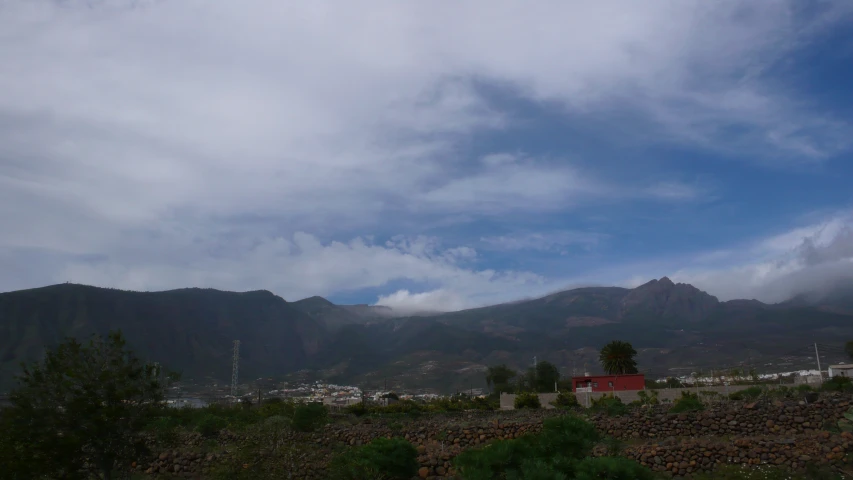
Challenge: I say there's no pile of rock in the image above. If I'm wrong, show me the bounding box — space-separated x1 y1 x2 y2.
133 394 853 479
592 397 851 439
596 430 853 477
136 449 221 477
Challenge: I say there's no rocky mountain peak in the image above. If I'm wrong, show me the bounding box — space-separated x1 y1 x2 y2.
620 277 719 322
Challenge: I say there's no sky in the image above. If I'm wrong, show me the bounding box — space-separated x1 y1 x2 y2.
2 1 853 312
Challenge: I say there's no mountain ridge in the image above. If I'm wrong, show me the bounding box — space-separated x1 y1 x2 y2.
2 279 852 393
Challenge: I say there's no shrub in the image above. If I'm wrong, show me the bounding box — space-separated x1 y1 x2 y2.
590 394 627 416
345 402 369 416
636 390 660 406
729 386 764 401
291 403 328 432
327 437 418 480
822 376 853 393
550 390 579 409
669 391 704 414
258 399 296 418
196 414 228 437
796 384 814 393
454 414 655 480
514 392 541 409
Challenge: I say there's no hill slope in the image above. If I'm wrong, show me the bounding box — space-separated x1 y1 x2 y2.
0 284 325 390
2 279 853 393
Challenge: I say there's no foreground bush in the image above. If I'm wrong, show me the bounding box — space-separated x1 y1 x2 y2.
196 413 229 437
589 394 628 416
454 415 654 480
729 386 765 401
822 376 853 393
291 402 328 432
514 392 541 409
550 390 579 409
210 417 314 480
327 437 419 480
669 391 704 414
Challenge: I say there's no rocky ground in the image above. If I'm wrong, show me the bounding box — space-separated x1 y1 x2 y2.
134 393 853 479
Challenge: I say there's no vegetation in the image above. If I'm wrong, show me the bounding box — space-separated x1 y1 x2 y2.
729 386 765 401
599 340 639 375
589 394 628 416
669 391 705 413
550 390 580 409
453 415 655 480
485 364 517 393
291 402 329 432
516 361 561 393
837 406 853 433
822 376 853 393
636 389 660 406
327 437 419 480
0 331 169 480
514 392 542 409
210 416 315 479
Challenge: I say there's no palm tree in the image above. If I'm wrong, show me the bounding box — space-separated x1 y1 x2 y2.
599 340 638 375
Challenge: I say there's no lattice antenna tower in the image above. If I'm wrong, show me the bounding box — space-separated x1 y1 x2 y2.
231 340 241 398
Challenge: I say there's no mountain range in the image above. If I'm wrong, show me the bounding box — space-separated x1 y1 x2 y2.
1 278 852 393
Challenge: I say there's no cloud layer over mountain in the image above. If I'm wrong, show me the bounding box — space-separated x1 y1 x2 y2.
1 1 852 310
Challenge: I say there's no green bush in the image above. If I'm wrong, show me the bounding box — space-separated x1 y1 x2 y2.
327 437 418 480
636 390 660 406
454 414 655 480
196 414 228 437
258 398 296 418
669 391 704 414
550 390 579 409
729 386 765 401
291 403 328 432
822 376 853 393
514 392 541 409
590 394 627 416
345 402 369 416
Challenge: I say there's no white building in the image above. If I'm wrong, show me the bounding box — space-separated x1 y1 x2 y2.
828 364 853 378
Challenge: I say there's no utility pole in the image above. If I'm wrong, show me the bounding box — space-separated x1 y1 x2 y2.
533 356 537 368
815 343 823 380
231 340 241 400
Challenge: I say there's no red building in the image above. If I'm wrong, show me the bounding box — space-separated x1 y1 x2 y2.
572 374 645 393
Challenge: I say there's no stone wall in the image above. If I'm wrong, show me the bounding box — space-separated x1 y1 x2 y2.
500 385 777 409
137 394 853 479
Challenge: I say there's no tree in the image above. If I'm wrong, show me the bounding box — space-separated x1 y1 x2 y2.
6 331 167 479
485 364 517 393
599 340 639 375
535 361 560 392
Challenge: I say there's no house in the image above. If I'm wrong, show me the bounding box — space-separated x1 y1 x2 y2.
571 374 645 393
828 364 853 378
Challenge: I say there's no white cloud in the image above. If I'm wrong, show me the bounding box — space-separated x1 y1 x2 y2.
669 212 853 302
1 0 852 306
481 231 605 252
375 289 468 314
643 182 704 200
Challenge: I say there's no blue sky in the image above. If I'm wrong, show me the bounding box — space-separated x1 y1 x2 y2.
1 1 853 312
